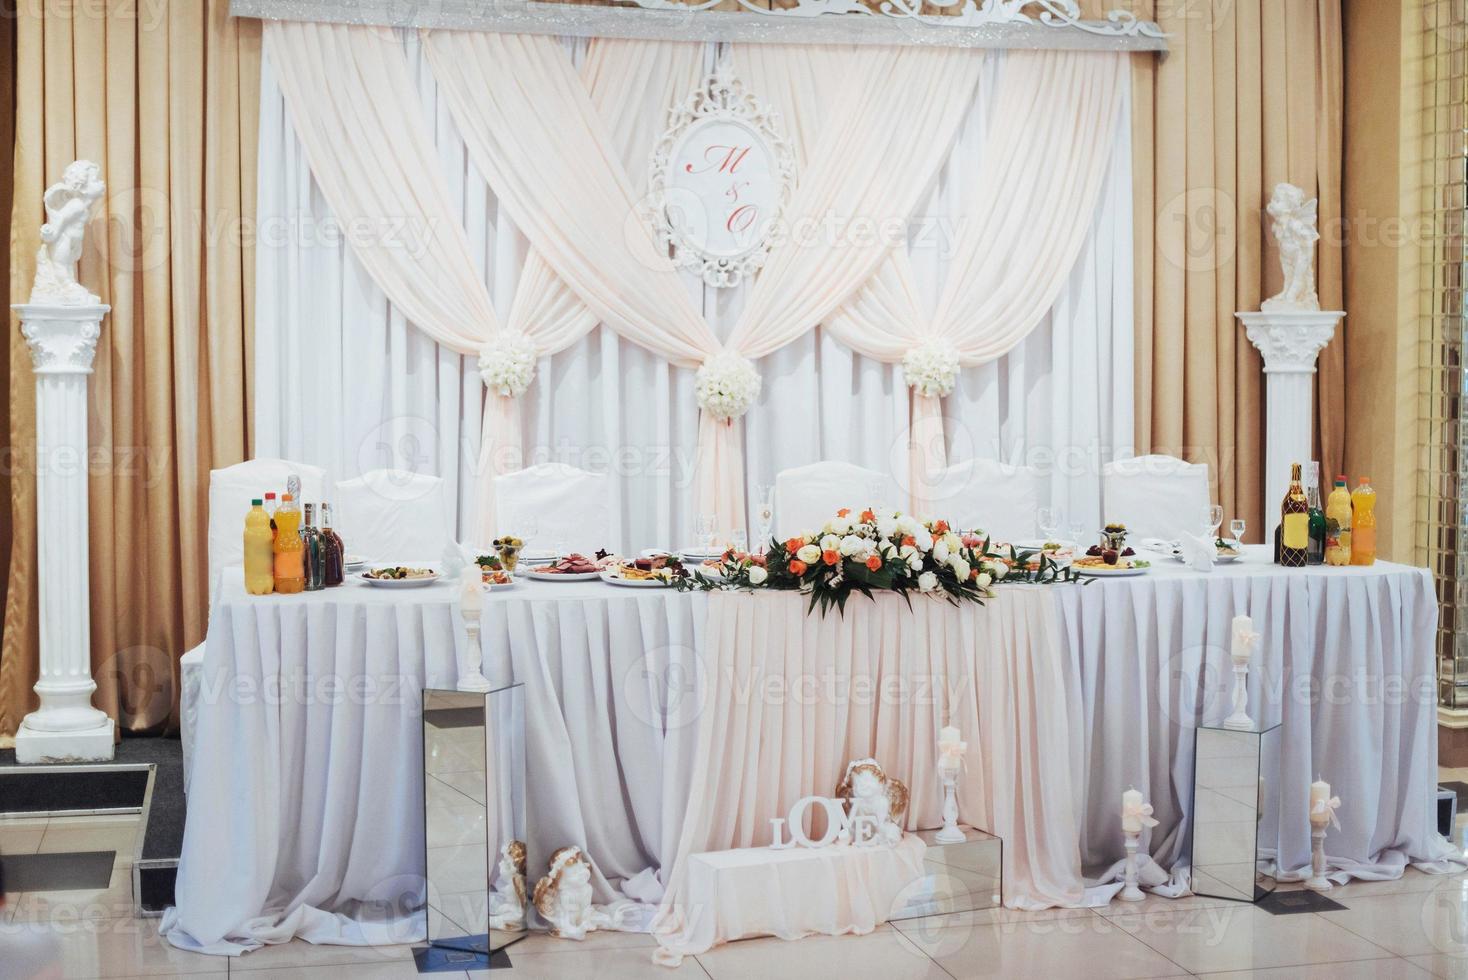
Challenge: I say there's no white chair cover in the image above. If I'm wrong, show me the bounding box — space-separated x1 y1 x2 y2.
1101 454 1212 542
925 458 1044 541
335 469 454 563
187 456 327 794
773 461 891 539
493 463 613 556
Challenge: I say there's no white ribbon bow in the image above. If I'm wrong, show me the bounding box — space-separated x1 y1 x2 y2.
1123 799 1160 829
938 739 968 772
1310 795 1342 830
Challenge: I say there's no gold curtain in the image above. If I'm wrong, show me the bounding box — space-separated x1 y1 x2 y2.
1 0 259 741
1125 0 1345 537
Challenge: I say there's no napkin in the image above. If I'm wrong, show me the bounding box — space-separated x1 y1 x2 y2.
1178 532 1216 572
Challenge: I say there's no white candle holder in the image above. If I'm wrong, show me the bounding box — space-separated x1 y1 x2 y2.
1223 659 1254 731
936 766 964 844
458 607 492 693
1305 824 1331 891
1121 830 1144 901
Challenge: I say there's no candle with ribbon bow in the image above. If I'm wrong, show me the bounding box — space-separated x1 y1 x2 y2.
938 725 967 774
1121 788 1159 834
1309 777 1341 829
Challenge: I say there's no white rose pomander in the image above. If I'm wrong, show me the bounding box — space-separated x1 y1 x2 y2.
696 352 762 421
902 341 961 399
478 332 538 398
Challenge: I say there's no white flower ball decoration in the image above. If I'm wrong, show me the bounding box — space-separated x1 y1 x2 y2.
696 352 762 421
478 332 538 397
902 341 962 399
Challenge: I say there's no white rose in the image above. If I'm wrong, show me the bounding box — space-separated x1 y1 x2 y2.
913 529 934 551
918 571 939 592
977 572 993 589
896 515 919 536
992 563 1009 580
907 556 923 572
943 531 962 551
797 544 822 564
949 557 970 581
829 516 852 535
840 534 866 557
933 541 950 564
876 516 898 539
748 565 768 585
820 534 840 552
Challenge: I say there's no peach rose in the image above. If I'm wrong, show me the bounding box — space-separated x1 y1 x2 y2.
789 559 808 575
865 555 883 572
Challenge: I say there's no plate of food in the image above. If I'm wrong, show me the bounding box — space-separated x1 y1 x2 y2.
1168 539 1244 563
600 562 678 588
480 567 518 590
360 566 440 587
1072 554 1151 576
523 554 605 580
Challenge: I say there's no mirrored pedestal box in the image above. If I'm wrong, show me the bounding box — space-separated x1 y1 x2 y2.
888 826 1002 921
1191 724 1281 903
422 685 527 962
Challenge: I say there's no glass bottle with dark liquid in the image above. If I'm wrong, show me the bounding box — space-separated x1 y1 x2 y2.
1305 461 1326 565
302 503 325 591
320 502 345 587
1277 462 1310 568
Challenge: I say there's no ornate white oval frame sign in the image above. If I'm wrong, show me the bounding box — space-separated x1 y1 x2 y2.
650 62 794 288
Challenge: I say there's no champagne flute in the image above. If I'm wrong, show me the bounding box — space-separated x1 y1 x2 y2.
1202 504 1224 539
695 514 716 554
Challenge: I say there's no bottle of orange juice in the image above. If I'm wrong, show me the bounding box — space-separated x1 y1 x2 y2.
1325 476 1352 566
244 499 275 595
273 493 306 593
1350 477 1376 566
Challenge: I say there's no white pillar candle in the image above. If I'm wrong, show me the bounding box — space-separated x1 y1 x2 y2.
1230 615 1254 665
459 566 484 614
1309 776 1331 827
1122 787 1144 833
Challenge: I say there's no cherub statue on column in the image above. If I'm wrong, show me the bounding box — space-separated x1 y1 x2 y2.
31 160 105 306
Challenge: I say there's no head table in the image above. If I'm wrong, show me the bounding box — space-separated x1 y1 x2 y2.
162 547 1462 955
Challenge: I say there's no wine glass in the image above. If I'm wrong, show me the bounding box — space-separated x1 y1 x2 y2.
1230 518 1246 545
695 514 716 553
1068 521 1086 548
1037 507 1061 543
1201 504 1224 539
756 484 775 553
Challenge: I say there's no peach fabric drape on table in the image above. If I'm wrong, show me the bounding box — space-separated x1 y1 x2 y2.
2 0 259 739
654 588 1086 938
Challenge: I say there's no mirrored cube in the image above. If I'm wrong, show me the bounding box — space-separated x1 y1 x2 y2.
1191 723 1281 902
888 827 1002 921
422 684 527 958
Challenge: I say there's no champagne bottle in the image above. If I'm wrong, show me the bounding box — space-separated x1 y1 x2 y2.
1305 461 1325 565
1278 462 1310 568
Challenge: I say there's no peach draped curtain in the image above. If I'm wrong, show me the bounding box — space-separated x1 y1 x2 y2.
420 30 981 536
2 0 258 740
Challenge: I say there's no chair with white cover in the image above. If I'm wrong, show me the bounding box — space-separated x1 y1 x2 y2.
335 468 455 563
183 457 327 794
1101 454 1212 542
494 463 612 556
773 461 892 539
924 459 1045 542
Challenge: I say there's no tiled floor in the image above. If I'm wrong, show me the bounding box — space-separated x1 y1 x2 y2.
4 809 1468 978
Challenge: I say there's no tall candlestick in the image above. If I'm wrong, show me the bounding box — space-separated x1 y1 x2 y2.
1224 615 1260 731
936 725 967 843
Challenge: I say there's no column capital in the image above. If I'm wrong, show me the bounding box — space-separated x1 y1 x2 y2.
13 303 110 376
1236 310 1344 375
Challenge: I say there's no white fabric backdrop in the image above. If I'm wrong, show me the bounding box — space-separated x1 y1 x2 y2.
254 38 1134 554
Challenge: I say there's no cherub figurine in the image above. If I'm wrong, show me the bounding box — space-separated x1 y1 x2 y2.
1261 182 1321 312
531 845 611 940
835 758 909 846
31 160 106 306
488 839 527 932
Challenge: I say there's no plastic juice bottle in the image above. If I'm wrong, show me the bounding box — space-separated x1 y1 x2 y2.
1351 477 1377 566
273 493 306 593
244 499 275 595
1325 476 1352 566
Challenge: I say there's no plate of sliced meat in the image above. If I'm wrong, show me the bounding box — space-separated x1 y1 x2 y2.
523 554 605 580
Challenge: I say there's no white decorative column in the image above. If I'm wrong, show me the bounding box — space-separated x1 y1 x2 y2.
1237 311 1344 522
12 159 113 763
12 305 114 762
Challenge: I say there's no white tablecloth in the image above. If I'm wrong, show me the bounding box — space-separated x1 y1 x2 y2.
164 549 1462 954
162 571 704 954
